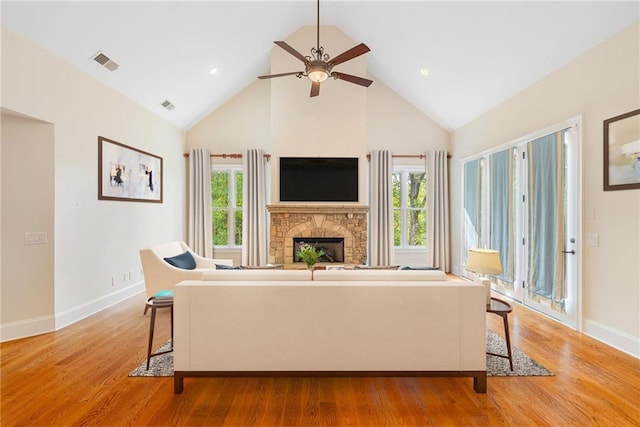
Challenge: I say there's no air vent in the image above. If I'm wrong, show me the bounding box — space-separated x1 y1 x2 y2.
92 51 119 71
161 100 175 111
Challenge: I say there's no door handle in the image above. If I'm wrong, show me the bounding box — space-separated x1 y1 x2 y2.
562 250 576 255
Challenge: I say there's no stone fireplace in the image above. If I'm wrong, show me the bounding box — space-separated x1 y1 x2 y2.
267 204 368 265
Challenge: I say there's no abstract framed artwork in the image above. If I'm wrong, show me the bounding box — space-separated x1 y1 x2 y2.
604 108 640 191
98 136 163 203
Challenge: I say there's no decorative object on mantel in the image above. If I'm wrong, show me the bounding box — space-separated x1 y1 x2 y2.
603 108 640 191
129 331 554 378
257 0 372 97
98 136 162 203
296 242 326 270
466 248 503 305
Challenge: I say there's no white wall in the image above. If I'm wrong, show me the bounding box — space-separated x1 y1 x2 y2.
450 23 640 356
1 112 55 337
1 26 186 340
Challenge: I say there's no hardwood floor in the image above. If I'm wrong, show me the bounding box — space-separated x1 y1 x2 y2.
1 291 639 426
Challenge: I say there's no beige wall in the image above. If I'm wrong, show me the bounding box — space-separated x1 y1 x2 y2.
451 23 640 356
1 113 55 331
1 26 186 340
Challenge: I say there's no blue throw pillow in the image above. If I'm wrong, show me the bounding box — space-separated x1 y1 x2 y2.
163 251 196 270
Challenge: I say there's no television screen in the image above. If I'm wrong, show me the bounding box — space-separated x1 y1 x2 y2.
280 157 358 202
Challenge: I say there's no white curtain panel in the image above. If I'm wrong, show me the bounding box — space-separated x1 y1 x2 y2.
242 148 267 266
426 150 450 272
369 150 394 266
188 148 212 258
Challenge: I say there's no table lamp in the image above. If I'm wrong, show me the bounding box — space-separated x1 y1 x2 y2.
466 248 502 305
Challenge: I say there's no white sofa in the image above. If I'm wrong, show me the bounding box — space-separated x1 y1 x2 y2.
173 270 487 394
139 241 233 298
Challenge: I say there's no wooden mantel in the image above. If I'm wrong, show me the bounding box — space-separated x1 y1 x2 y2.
267 204 369 214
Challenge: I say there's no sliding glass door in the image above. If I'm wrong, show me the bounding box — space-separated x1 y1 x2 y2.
462 119 580 329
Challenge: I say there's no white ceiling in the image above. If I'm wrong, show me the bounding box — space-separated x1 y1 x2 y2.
2 1 638 131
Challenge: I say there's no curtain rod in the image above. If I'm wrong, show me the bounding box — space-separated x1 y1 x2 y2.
183 152 271 160
366 153 451 160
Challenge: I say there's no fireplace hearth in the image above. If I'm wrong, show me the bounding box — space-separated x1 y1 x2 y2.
294 238 344 263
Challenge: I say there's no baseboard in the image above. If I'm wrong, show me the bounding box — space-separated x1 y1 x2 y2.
55 281 145 330
583 318 640 358
0 315 56 342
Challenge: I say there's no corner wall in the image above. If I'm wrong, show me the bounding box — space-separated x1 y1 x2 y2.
450 23 640 356
1 26 186 340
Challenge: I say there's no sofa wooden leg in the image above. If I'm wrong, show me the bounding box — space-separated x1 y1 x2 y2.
474 372 487 393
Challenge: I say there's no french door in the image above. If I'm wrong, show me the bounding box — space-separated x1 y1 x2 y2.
463 118 580 329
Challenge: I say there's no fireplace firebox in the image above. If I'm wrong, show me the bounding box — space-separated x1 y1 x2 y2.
293 237 344 263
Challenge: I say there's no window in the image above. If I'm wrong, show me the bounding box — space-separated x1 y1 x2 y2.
211 167 243 247
392 168 427 248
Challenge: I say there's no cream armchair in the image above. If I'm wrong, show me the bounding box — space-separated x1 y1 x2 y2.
139 241 233 299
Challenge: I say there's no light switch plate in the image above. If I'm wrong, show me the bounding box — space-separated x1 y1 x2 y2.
587 234 599 247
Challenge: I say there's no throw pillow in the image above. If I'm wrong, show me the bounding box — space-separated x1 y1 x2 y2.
399 265 440 270
163 251 196 270
215 264 241 270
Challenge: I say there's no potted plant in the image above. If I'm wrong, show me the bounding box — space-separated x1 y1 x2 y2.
296 242 325 270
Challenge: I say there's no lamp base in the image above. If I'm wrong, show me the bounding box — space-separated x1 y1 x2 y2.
477 277 492 305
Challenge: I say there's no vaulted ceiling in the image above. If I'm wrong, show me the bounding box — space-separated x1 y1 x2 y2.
2 1 638 131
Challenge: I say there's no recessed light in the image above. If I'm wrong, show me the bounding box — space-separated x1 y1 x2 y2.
209 67 218 76
420 67 429 76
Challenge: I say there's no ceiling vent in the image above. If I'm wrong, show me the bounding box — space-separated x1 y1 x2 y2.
161 100 175 111
92 51 119 71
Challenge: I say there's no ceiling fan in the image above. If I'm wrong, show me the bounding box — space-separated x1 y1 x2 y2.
257 0 373 97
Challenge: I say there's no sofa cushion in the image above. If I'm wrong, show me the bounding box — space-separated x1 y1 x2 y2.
312 269 447 281
164 251 196 270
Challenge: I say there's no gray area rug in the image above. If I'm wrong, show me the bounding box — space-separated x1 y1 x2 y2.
129 331 553 377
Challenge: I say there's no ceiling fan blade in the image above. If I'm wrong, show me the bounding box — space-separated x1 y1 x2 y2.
328 43 370 67
258 71 302 79
310 81 320 97
332 72 373 87
274 41 310 65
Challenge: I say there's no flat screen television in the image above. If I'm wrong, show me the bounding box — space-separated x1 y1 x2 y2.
279 157 358 202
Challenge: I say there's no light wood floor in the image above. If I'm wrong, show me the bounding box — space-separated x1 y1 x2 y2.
1 291 639 426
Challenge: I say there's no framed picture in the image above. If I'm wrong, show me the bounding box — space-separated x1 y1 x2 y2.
604 109 640 191
98 136 163 203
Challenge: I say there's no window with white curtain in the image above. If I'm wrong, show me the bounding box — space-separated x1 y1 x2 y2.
392 167 427 248
211 166 243 248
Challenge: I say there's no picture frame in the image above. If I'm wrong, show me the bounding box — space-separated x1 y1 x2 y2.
604 108 640 191
98 136 163 203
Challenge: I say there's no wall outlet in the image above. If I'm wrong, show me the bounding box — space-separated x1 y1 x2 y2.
111 277 117 286
24 232 48 245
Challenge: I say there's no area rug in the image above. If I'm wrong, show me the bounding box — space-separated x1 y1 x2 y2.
129 331 553 378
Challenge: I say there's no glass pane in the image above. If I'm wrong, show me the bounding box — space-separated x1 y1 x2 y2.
211 172 229 207
407 173 426 208
235 172 243 208
212 210 228 246
393 209 401 246
406 208 426 246
234 209 243 245
392 173 401 208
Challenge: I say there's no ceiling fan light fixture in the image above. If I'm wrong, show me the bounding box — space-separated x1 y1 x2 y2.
308 67 329 83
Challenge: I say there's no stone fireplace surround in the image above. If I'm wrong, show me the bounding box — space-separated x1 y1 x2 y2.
267 204 369 265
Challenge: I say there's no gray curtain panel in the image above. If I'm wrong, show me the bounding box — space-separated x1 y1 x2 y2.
242 148 267 266
369 150 393 266
426 150 450 272
188 148 212 257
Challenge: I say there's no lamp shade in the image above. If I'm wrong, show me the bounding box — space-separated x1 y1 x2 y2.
466 248 503 275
